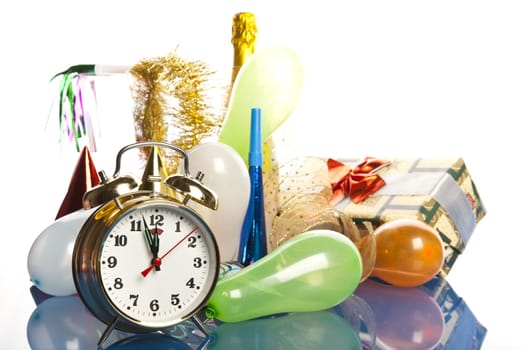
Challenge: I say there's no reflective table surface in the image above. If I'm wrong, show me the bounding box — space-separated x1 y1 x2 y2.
23 276 484 349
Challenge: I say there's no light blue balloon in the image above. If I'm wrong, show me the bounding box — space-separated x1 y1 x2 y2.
27 208 96 296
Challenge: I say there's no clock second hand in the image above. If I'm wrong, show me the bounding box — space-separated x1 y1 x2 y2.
141 226 198 277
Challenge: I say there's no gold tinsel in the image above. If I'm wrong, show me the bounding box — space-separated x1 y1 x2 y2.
130 49 225 173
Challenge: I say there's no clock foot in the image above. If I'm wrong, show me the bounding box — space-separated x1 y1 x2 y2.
97 316 118 348
191 314 210 337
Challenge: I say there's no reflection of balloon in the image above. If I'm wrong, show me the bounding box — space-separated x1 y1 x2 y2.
26 295 127 349
106 333 193 350
188 142 250 262
27 208 96 296
371 219 444 287
205 229 362 323
218 46 304 164
209 311 361 350
163 319 212 349
355 280 444 350
333 294 377 349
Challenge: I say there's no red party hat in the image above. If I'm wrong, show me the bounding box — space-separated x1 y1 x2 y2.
55 146 100 219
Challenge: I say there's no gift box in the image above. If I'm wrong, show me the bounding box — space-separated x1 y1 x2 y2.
332 158 486 274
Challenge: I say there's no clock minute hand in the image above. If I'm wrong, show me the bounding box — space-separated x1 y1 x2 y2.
152 223 160 271
141 226 198 277
142 216 161 271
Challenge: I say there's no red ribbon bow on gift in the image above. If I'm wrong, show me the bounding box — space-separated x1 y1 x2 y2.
327 157 390 205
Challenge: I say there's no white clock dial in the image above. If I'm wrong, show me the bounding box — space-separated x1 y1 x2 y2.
98 202 218 329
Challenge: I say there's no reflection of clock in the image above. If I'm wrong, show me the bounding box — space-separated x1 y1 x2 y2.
72 142 220 346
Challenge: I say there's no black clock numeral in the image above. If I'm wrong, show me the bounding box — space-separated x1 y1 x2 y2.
150 299 159 312
186 278 196 289
149 214 165 227
130 220 142 232
114 278 124 290
187 236 197 248
107 256 117 268
129 294 139 306
114 235 128 247
171 293 180 306
174 221 181 232
193 257 203 268
130 215 164 231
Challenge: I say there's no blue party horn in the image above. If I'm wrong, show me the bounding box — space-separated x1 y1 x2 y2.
237 108 267 266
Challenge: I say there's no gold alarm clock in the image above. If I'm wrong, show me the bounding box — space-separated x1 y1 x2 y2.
72 142 220 346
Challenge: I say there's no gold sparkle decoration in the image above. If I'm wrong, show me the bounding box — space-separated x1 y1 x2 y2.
130 49 226 173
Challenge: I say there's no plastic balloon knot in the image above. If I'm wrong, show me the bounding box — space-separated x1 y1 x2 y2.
205 307 217 319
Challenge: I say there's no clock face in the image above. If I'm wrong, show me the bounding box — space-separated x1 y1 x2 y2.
98 201 219 329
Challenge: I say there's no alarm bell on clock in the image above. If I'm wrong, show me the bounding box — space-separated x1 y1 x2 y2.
83 141 218 211
72 141 221 347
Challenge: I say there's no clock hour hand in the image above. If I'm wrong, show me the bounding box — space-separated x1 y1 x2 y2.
142 215 154 249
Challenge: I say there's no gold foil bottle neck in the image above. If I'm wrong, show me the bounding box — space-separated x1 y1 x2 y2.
231 12 258 86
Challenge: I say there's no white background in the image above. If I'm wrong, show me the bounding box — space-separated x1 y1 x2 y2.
1 1 524 349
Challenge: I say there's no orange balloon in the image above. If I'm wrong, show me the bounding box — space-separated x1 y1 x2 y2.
371 219 444 287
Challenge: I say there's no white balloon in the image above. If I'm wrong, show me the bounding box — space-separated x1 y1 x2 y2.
27 208 96 296
188 142 250 262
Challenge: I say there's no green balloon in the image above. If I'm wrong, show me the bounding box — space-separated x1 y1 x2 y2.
205 230 363 323
218 46 304 164
208 311 362 350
